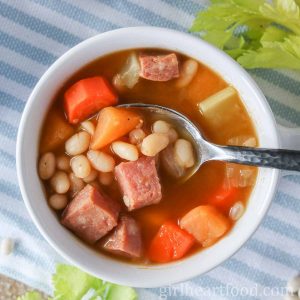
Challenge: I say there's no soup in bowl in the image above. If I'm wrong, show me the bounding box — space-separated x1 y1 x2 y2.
17 27 280 287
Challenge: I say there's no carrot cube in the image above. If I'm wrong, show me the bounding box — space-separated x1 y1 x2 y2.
64 76 117 124
148 221 194 263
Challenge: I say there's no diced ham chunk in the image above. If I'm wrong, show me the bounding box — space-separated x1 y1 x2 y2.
114 156 162 211
139 53 179 81
101 215 142 258
61 184 120 243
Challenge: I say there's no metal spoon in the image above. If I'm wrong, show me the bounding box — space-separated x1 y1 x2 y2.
118 103 300 177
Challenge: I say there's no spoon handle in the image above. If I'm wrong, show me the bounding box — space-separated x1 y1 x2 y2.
216 146 300 171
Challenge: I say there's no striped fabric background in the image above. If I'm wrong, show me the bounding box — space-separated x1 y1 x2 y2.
0 0 299 299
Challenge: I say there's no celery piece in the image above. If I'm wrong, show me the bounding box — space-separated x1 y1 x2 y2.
197 86 244 130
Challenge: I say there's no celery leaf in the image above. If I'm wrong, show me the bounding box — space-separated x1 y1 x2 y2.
17 291 43 300
191 0 300 69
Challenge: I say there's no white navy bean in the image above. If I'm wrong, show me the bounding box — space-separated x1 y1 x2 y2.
141 133 169 157
65 131 90 156
112 141 139 161
50 171 70 194
87 150 115 172
229 201 244 221
80 120 95 136
174 139 195 168
49 194 68 210
70 155 91 178
176 59 198 88
129 128 146 144
56 155 70 171
167 128 178 143
0 238 14 256
152 120 171 134
38 152 56 180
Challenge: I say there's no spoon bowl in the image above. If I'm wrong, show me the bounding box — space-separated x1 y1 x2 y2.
118 103 205 179
118 103 300 175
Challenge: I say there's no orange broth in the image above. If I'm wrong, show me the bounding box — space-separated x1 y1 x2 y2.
39 49 258 264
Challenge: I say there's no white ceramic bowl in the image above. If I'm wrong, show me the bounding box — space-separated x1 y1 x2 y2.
17 27 283 287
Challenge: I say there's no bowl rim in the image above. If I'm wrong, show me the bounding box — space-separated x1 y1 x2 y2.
16 26 280 288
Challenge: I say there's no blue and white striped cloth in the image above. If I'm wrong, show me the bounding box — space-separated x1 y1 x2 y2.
0 1 299 299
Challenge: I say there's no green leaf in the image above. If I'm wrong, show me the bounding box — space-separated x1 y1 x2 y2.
202 30 233 49
226 48 246 59
190 12 233 32
282 35 300 57
17 291 43 300
191 1 258 31
275 0 299 18
260 0 300 35
106 283 138 300
52 264 103 300
225 35 246 50
243 19 269 41
260 26 288 46
190 0 300 69
17 264 137 300
238 46 300 69
231 0 265 12
52 264 137 300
